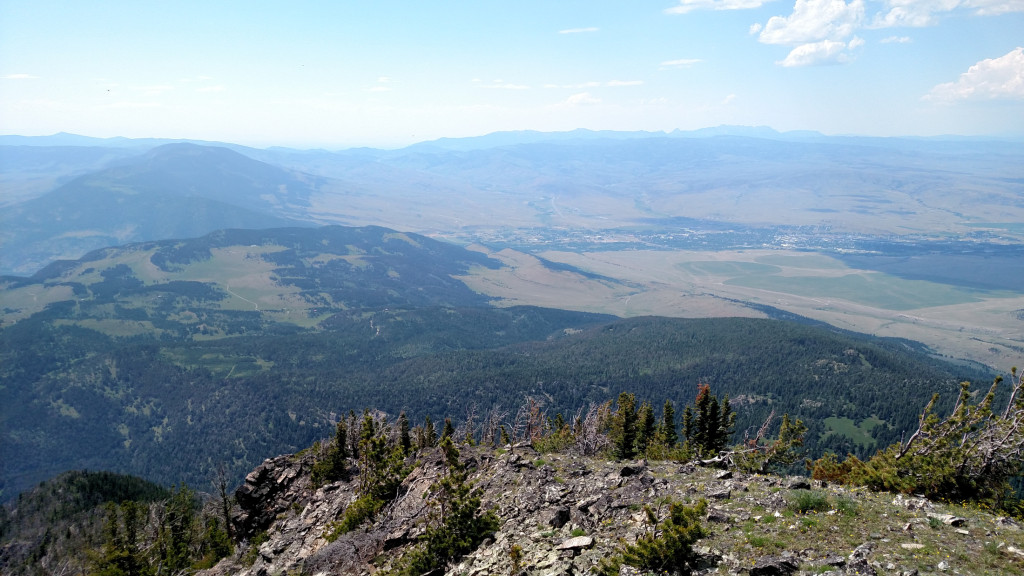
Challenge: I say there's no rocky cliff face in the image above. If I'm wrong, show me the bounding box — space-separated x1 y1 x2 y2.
202 446 1024 576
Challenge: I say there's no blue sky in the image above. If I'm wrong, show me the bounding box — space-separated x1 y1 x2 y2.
1 0 1022 148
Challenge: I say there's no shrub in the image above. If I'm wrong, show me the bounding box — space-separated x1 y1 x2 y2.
597 499 708 576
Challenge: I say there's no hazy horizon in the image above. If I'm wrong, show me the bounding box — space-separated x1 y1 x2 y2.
2 2 1022 149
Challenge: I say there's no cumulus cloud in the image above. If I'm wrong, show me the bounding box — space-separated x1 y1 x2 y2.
778 39 853 66
926 47 1024 101
759 0 865 45
880 35 913 42
559 27 599 34
755 0 865 66
665 0 769 14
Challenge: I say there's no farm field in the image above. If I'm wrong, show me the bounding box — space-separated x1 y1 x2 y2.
462 247 1024 370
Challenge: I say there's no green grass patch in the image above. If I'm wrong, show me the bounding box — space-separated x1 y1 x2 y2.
679 261 783 277
754 253 849 270
724 272 981 310
787 490 830 514
822 416 884 449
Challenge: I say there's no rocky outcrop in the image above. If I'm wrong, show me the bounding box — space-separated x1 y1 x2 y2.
201 446 1024 576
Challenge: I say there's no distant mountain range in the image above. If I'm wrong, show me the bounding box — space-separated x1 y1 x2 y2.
3 129 1022 276
0 144 324 275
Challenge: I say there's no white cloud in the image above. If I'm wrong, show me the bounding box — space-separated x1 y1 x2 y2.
756 0 865 66
759 0 865 45
565 92 601 106
872 0 1024 28
543 80 641 89
722 93 738 105
660 58 703 69
778 39 853 66
966 0 1024 15
196 85 226 93
926 47 1024 101
4 73 38 79
665 0 770 14
872 0 960 27
558 27 599 34
880 35 913 42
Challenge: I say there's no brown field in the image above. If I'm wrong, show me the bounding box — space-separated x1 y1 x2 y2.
462 247 1024 371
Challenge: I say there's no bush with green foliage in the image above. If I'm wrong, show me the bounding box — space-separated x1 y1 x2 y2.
597 498 708 576
810 369 1024 512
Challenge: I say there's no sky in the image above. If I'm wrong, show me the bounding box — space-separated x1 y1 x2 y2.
1 0 1022 148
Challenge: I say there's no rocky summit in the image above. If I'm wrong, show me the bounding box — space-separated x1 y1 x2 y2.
200 445 1024 576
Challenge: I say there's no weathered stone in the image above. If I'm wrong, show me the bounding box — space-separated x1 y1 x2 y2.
706 508 731 523
749 555 799 575
707 487 732 500
822 554 845 567
927 513 966 527
787 479 811 490
618 463 645 477
714 469 733 480
544 506 571 529
556 536 594 550
847 542 876 576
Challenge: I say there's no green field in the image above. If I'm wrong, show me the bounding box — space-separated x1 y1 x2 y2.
725 272 982 310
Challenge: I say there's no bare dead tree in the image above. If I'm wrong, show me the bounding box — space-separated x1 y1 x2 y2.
574 400 612 456
742 408 776 449
481 404 507 447
456 402 478 445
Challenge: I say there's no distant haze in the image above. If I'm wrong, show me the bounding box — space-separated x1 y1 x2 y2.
1 2 1022 147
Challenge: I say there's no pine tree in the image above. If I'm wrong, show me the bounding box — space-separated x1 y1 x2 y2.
441 417 455 442
716 394 736 454
612 392 638 459
423 415 437 449
156 485 196 574
682 405 694 451
660 400 678 448
398 411 411 455
686 385 735 458
636 401 656 456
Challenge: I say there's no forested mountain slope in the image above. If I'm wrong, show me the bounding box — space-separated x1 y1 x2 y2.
0 225 993 500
